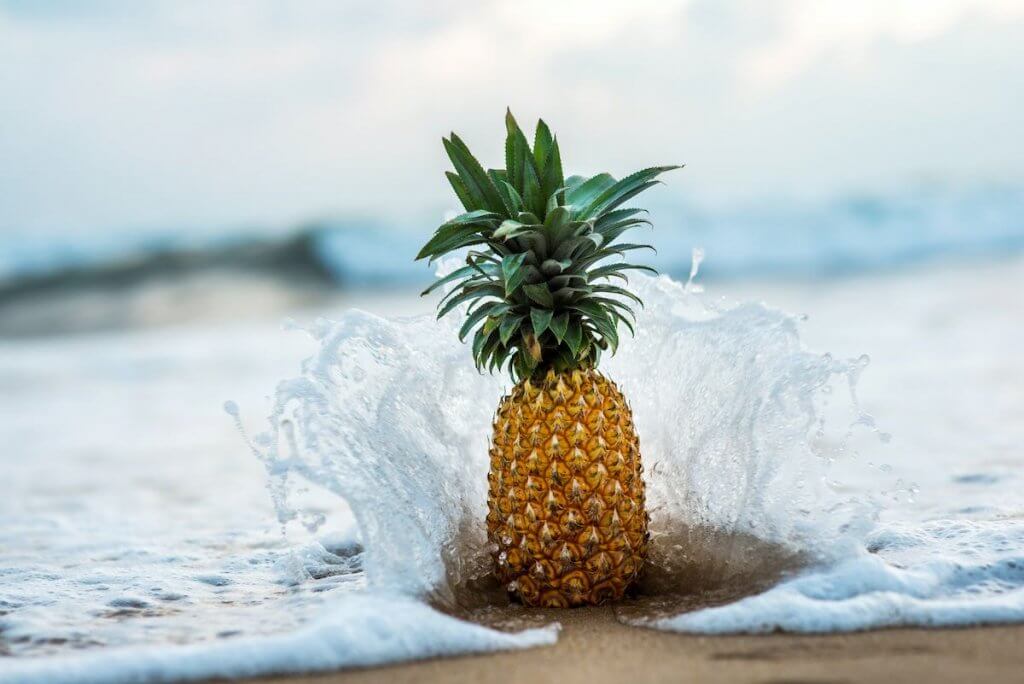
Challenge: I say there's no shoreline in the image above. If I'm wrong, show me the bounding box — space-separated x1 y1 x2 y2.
241 608 1024 684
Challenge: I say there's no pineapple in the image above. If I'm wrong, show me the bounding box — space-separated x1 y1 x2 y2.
417 111 680 607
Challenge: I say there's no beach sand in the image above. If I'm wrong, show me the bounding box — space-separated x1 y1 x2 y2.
248 608 1024 684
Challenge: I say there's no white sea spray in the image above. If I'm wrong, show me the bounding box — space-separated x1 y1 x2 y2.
253 272 879 607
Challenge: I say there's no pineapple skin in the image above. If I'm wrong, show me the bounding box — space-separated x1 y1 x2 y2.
487 368 649 607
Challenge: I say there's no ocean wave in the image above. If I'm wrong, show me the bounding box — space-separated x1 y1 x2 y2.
1 186 1022 299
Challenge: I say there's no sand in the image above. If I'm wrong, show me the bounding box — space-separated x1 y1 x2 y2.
244 608 1024 684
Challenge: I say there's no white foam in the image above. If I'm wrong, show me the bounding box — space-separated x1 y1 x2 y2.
0 593 557 684
4 261 1024 680
252 274 874 608
652 519 1024 633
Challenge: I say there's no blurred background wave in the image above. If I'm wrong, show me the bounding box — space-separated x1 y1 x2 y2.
1 0 1023 336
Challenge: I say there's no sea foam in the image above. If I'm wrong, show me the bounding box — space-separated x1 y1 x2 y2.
4 265 1024 684
250 270 880 611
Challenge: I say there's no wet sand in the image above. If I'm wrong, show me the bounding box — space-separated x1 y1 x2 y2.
245 608 1024 684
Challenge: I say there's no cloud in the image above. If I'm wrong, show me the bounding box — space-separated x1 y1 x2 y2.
1 1 1023 234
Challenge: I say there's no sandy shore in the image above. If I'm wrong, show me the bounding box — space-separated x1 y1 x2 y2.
243 608 1024 684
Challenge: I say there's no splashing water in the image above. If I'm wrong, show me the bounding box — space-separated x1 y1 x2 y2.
5 262 1024 682
251 272 878 615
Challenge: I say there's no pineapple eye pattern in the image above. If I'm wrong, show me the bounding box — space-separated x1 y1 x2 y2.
418 112 679 607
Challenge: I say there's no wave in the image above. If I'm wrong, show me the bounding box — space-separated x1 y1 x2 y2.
1 186 1022 301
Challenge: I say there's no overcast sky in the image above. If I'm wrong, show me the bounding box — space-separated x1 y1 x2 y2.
2 0 1023 235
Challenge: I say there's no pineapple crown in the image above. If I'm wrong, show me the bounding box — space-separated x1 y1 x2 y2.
416 110 681 381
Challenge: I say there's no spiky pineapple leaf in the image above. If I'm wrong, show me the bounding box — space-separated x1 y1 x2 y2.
564 318 583 357
504 109 527 192
443 135 506 214
534 119 553 172
420 264 477 295
493 220 526 240
587 262 658 282
419 111 681 380
494 179 524 216
416 225 487 262
445 172 477 211
523 283 553 307
550 312 569 343
521 151 545 218
591 284 644 307
540 137 564 202
437 283 503 319
530 308 553 336
459 301 511 341
473 326 495 361
501 252 529 296
578 166 682 219
540 258 570 276
565 173 616 213
499 314 524 345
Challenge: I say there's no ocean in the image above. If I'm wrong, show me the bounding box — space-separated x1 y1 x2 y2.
1 190 1023 682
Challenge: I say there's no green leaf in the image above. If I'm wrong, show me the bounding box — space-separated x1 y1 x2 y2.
493 219 527 240
587 261 658 282
564 318 583 356
420 264 477 296
523 283 554 307
416 224 488 261
609 308 636 337
530 308 553 336
588 313 619 353
564 175 587 192
542 206 574 244
568 299 612 322
578 166 682 219
505 109 526 193
540 258 570 276
518 231 548 260
502 252 529 296
545 190 560 216
550 236 585 261
550 312 569 343
593 207 646 230
443 134 507 213
440 209 503 228
608 242 656 256
540 136 564 202
460 302 510 341
565 173 616 214
472 326 495 361
598 220 651 246
549 273 587 288
445 172 476 211
533 119 553 172
592 296 637 321
552 286 592 303
521 150 544 218
499 314 524 345
478 332 502 371
496 180 524 216
482 315 501 336
591 284 645 308
465 251 502 273
437 283 503 319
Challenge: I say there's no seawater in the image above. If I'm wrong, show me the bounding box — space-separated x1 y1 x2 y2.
2 259 1023 683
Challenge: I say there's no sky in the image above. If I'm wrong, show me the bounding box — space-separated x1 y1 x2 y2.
1 0 1023 236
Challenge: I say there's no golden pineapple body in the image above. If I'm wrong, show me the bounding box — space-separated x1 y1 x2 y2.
487 368 648 607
